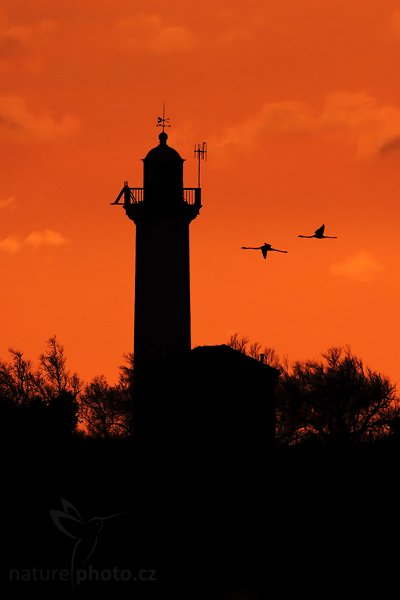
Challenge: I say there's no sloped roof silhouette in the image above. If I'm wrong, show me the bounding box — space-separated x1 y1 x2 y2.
189 344 278 376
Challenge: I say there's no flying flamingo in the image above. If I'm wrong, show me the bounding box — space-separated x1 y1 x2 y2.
298 224 337 239
241 242 288 259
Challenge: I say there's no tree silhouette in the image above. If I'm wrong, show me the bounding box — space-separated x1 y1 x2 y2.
118 352 134 401
78 354 134 438
0 349 44 438
38 336 81 401
0 349 38 405
47 390 79 439
0 338 80 440
227 333 249 354
227 333 281 369
277 346 398 446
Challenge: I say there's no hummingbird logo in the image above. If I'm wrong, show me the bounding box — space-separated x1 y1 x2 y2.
50 498 126 587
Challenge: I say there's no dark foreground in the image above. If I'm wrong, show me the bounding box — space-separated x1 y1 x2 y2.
2 436 400 599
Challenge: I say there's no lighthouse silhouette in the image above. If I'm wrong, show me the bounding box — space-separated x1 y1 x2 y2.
113 119 277 455
113 118 202 378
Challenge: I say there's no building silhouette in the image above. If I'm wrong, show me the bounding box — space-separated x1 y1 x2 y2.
143 344 278 458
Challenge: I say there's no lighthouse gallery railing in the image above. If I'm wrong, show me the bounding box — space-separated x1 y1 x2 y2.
112 187 201 206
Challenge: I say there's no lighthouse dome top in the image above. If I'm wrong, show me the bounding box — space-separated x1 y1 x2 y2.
144 132 184 162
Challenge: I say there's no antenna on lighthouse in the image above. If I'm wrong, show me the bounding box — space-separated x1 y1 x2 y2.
157 103 171 133
194 142 207 188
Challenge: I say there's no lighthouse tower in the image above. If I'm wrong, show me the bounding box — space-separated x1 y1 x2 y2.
113 123 202 375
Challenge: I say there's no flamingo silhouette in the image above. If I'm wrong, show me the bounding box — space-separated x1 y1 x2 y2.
298 224 337 239
241 242 288 259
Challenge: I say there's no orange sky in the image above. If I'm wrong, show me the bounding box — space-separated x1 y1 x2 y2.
1 0 400 385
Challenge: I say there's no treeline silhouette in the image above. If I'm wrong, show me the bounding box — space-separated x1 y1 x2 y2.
3 335 400 598
1 334 399 448
0 336 133 444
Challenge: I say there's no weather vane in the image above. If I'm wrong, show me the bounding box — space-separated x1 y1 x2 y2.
194 141 207 187
157 103 171 133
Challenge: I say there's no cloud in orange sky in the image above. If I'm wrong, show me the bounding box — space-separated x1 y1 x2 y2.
322 92 400 159
213 101 311 151
116 14 197 54
0 229 68 254
213 92 400 159
330 251 384 282
25 229 68 248
0 95 79 142
0 195 15 208
0 14 56 63
0 235 20 254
